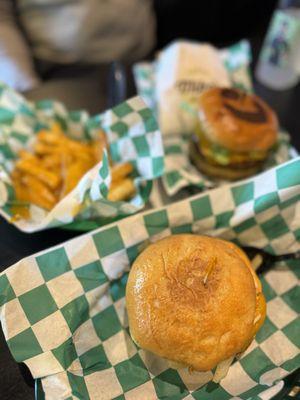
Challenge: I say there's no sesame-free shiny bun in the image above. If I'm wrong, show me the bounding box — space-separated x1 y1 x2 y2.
126 234 266 372
199 87 278 153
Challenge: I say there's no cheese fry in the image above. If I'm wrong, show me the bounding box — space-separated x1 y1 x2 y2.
92 131 108 162
37 130 62 145
51 122 64 135
97 130 108 145
65 139 92 154
21 174 57 210
16 158 61 189
34 142 59 155
92 140 105 163
11 124 134 217
108 178 135 202
12 177 28 202
111 162 133 182
18 150 39 162
42 153 62 169
10 178 31 220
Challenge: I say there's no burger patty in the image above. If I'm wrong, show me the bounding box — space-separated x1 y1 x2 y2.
199 145 265 168
192 133 268 168
189 140 265 180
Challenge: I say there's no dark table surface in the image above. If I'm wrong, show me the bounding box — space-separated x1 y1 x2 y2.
1 49 300 400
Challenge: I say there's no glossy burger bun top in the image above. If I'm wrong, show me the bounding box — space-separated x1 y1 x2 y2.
199 87 278 152
126 234 266 372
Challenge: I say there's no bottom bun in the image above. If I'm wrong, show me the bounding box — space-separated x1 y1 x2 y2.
189 140 264 181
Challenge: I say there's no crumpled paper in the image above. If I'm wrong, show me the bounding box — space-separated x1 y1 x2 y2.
0 157 299 399
133 40 253 124
155 41 231 136
0 84 164 232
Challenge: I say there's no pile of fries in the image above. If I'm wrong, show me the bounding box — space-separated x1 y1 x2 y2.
11 123 135 216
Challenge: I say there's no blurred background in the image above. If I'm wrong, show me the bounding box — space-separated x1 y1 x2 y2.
4 0 297 144
154 0 277 50
0 0 279 100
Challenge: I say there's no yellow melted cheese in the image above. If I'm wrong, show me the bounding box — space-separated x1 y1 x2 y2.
195 125 268 166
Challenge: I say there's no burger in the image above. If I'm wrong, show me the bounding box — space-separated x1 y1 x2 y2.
189 87 278 180
126 234 266 382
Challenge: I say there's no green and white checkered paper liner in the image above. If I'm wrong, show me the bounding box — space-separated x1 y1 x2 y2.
133 40 298 196
0 83 164 232
0 157 299 399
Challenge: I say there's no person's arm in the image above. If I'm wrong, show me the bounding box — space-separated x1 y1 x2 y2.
0 1 40 91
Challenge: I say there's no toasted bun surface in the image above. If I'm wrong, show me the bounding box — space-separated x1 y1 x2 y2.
126 234 265 371
199 88 278 152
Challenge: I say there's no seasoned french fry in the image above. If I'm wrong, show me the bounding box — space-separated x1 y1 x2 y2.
60 160 92 198
21 174 57 210
37 130 62 145
10 206 30 221
111 162 133 182
18 150 39 163
12 177 28 202
72 151 94 163
108 178 135 202
55 124 63 134
92 130 108 162
42 153 62 169
98 130 108 145
91 140 105 163
11 169 22 181
34 142 59 155
11 124 135 217
65 139 91 153
16 158 61 189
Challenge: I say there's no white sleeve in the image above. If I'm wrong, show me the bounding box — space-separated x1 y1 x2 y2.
0 1 41 91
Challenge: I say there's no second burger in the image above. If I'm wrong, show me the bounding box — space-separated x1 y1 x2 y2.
190 87 278 180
